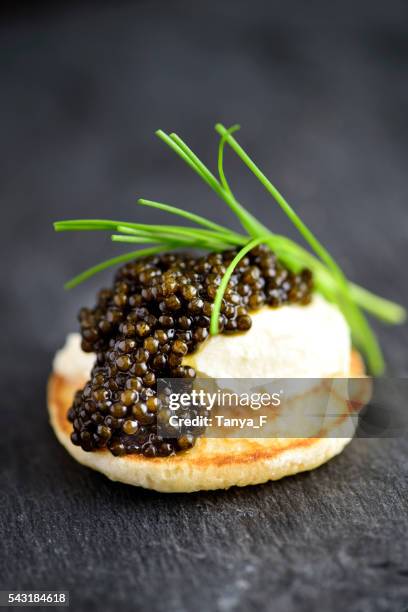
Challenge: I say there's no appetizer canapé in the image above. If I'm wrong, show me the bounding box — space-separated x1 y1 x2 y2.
48 124 404 492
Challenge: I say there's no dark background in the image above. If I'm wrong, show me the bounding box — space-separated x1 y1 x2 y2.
1 2 407 611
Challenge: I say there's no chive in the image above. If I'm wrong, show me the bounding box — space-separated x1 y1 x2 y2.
54 124 406 374
215 123 348 281
215 123 386 374
169 133 226 199
164 131 268 237
210 237 265 335
110 235 159 245
112 233 232 251
218 124 240 195
137 198 238 235
119 223 246 246
156 130 211 188
348 285 406 324
54 220 121 232
64 246 163 289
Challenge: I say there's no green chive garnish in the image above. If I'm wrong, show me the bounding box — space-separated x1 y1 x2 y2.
54 124 406 375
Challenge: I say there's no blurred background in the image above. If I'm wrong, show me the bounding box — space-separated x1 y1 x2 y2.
1 0 407 370
1 3 408 611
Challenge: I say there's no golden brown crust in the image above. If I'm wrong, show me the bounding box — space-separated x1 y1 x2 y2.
47 350 365 492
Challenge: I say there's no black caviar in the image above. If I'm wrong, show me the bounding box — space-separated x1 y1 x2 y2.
68 246 313 457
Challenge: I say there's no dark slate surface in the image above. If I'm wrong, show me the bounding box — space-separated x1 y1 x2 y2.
1 2 407 611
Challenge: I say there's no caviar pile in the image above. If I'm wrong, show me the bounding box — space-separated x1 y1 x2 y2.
68 245 313 457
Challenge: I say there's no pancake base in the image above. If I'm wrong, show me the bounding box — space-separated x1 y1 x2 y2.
47 351 364 493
